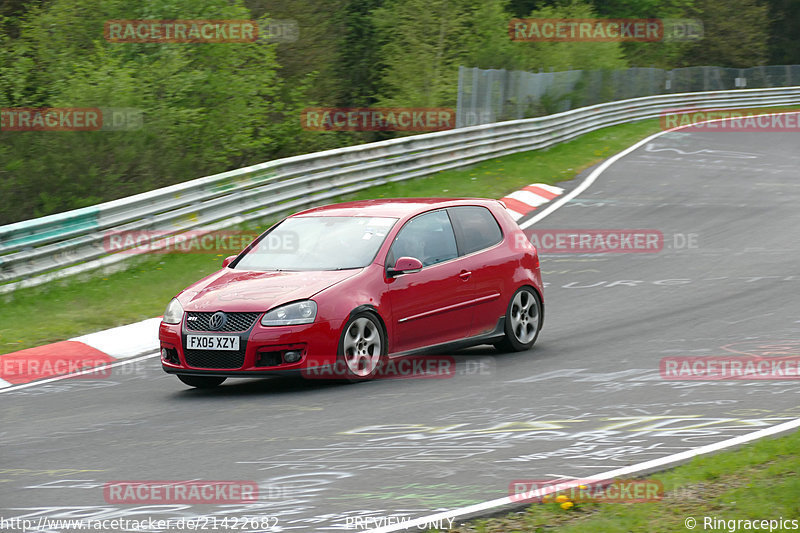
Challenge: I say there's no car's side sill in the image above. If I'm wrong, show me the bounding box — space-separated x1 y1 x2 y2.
389 317 505 358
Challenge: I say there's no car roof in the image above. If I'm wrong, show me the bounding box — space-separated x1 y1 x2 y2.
293 198 502 218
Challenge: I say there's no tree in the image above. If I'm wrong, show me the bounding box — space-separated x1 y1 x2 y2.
336 0 388 107
371 0 476 108
680 0 769 67
245 0 348 106
765 0 800 64
515 0 629 71
0 0 289 223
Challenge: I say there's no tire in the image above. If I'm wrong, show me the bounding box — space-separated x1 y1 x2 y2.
337 312 387 382
177 374 227 389
494 286 542 352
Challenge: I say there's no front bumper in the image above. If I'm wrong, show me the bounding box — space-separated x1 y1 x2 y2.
159 317 342 376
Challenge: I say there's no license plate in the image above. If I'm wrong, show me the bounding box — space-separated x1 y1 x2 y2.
186 335 240 351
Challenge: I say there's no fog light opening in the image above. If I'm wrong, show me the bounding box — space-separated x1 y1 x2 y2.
161 347 180 365
283 350 302 363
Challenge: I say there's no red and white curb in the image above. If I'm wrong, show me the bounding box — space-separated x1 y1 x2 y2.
0 317 161 388
500 183 564 221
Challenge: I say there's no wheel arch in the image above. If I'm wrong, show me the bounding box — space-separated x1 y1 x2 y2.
348 304 388 335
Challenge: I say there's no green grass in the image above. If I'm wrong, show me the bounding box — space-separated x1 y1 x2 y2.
3 107 797 353
447 429 800 533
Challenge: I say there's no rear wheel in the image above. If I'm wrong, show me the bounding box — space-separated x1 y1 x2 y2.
338 312 387 381
177 375 227 388
494 286 542 352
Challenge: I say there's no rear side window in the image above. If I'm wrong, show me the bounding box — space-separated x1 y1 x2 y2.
448 206 503 256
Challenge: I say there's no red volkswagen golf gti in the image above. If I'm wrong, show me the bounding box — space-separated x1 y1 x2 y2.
160 198 544 387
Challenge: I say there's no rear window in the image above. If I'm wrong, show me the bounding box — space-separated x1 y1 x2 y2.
448 206 503 256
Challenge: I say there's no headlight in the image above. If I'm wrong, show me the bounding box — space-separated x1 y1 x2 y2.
163 298 184 324
261 300 317 326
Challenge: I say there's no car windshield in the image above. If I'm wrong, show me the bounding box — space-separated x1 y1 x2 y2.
234 215 397 271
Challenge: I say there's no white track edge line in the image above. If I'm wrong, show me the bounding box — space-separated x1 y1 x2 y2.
0 352 159 393
368 109 800 532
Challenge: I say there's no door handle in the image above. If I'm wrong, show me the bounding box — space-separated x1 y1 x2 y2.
459 270 471 281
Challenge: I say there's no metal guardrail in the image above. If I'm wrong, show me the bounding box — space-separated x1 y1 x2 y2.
2 87 800 293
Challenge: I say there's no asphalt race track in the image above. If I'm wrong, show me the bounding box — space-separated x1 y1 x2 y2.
2 124 800 532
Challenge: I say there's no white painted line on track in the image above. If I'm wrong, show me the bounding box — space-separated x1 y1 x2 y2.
0 352 160 394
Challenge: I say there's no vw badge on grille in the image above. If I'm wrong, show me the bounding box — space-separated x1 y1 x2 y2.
208 311 228 331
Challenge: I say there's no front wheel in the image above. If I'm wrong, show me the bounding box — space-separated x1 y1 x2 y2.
338 312 387 381
494 286 542 352
177 374 227 388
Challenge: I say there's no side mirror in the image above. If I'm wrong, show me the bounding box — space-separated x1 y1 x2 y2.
222 255 237 268
387 256 423 277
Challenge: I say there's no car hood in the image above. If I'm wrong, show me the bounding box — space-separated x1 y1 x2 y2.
178 268 360 312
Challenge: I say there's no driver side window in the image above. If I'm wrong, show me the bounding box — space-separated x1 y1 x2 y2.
388 210 458 268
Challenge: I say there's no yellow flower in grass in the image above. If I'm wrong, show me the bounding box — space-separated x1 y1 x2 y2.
555 495 569 503
560 501 574 510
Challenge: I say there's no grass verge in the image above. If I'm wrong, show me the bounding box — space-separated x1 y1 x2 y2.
447 428 800 532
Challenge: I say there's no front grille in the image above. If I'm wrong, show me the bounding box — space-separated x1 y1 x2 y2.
184 348 246 369
185 312 260 332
